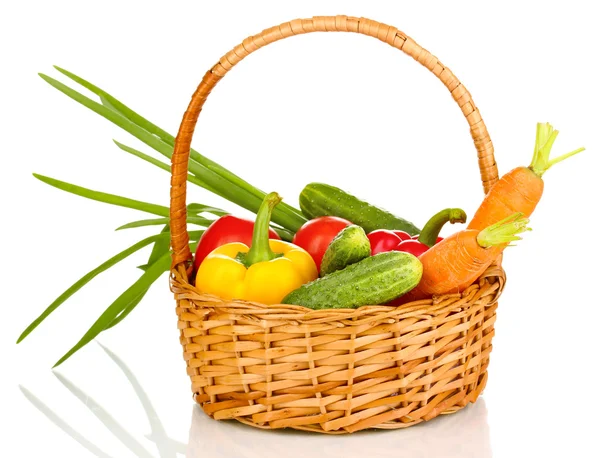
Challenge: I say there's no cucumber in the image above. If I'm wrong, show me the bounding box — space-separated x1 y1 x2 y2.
282 252 422 310
320 225 370 276
300 183 420 236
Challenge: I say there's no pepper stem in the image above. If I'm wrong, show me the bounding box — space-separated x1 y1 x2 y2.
418 208 467 247
477 212 531 248
529 122 585 177
243 192 283 266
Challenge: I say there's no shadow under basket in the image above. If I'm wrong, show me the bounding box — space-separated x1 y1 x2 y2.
168 16 505 434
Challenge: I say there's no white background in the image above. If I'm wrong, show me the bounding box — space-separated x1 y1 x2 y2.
2 1 599 457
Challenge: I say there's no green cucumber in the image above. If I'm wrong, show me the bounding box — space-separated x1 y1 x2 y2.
282 252 422 310
320 225 370 276
300 183 420 236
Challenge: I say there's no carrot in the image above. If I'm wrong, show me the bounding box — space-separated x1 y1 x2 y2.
404 213 530 301
468 123 584 231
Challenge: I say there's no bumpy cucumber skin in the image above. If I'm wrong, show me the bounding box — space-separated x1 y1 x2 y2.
282 252 423 309
300 183 420 236
320 225 370 276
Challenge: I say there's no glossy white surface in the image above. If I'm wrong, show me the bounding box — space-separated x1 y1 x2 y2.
3 1 600 457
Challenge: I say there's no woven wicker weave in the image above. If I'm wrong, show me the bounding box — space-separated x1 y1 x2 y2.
169 15 505 434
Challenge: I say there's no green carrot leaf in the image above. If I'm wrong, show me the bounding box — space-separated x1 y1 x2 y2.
53 252 171 367
33 173 170 217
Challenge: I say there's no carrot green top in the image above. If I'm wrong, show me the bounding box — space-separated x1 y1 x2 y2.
529 122 585 177
476 213 531 248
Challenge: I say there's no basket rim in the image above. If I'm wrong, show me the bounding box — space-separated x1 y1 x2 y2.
172 263 505 324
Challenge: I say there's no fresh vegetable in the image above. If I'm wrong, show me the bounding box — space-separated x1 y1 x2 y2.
469 123 584 231
282 252 422 309
396 208 467 256
368 230 411 255
196 193 317 305
292 216 352 270
320 225 371 276
19 67 313 366
38 68 308 233
402 213 530 302
193 215 280 270
300 183 420 235
369 208 466 256
411 234 443 243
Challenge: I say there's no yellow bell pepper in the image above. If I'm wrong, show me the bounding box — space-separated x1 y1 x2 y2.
195 193 317 305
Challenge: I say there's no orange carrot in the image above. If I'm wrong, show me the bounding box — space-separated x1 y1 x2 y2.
405 213 530 301
468 123 584 231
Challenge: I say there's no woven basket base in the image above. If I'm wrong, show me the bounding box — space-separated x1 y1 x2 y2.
201 370 487 434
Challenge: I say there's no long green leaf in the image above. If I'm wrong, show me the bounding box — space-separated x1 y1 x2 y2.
42 68 307 231
115 215 212 230
38 73 226 198
187 203 228 217
34 173 170 217
55 66 306 222
141 224 171 272
116 218 170 230
17 233 167 343
103 289 147 330
271 225 295 242
54 252 172 367
113 140 170 173
114 140 220 195
18 230 203 343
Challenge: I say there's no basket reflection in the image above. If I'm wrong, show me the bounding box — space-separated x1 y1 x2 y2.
186 397 491 458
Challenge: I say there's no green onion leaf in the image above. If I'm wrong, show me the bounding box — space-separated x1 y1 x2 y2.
186 203 228 217
18 230 203 343
17 233 167 343
53 252 172 367
42 68 307 232
112 140 224 199
115 216 212 231
103 289 148 330
143 224 171 272
34 173 169 217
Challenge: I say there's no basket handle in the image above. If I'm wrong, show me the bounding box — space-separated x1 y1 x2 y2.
170 15 499 269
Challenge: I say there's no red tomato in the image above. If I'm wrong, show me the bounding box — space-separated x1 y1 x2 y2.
392 230 412 241
396 239 430 257
367 230 403 255
292 216 352 271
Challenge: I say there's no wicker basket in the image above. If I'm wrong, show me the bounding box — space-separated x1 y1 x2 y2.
169 15 504 434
